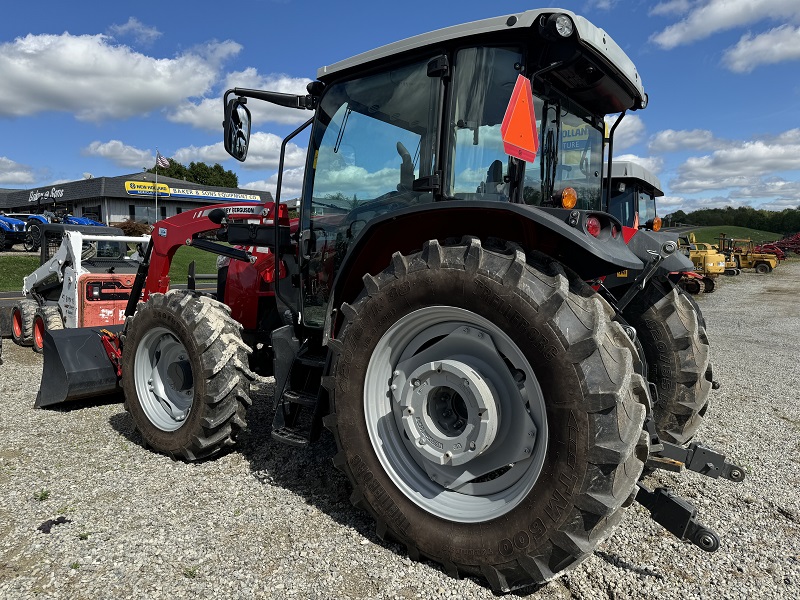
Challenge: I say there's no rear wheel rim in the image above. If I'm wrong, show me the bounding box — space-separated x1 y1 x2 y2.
133 326 195 431
364 306 548 523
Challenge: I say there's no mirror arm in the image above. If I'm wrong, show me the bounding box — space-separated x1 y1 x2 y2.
228 87 315 110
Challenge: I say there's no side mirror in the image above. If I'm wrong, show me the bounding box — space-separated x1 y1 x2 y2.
224 97 252 162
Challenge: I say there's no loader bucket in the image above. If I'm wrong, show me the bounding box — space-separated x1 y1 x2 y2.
36 326 124 408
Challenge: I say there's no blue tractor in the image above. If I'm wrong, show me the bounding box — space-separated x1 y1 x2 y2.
0 213 28 249
7 210 106 251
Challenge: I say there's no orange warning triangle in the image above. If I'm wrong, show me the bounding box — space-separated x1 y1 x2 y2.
501 75 539 163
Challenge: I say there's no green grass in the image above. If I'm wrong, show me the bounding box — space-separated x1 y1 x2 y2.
0 255 39 292
0 246 220 292
685 226 783 245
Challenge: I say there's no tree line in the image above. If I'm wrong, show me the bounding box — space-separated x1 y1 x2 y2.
146 161 238 188
666 206 800 236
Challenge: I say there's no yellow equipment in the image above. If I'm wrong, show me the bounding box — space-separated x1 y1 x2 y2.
718 234 778 273
678 232 727 291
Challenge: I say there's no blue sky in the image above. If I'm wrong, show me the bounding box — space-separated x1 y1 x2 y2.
2 0 799 215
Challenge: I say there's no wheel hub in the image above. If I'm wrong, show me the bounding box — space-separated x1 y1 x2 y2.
394 360 499 466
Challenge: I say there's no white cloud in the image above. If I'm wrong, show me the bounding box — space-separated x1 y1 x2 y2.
648 129 723 153
649 0 694 17
650 0 800 49
670 131 800 193
108 17 162 46
0 156 35 185
614 153 665 175
174 132 307 172
605 114 646 151
0 33 241 121
168 70 313 130
722 24 800 73
585 0 617 10
83 140 155 169
243 166 306 200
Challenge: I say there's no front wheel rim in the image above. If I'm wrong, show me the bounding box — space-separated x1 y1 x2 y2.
133 326 195 431
364 306 548 523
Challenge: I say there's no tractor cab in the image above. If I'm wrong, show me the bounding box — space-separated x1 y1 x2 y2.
606 160 663 237
225 9 649 333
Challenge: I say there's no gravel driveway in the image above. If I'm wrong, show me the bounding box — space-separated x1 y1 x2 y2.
1 261 798 599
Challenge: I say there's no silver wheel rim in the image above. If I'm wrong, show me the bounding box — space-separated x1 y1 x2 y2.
364 306 548 522
133 326 195 432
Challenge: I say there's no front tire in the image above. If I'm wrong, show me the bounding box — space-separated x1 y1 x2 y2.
325 238 648 592
121 290 253 461
11 300 37 346
623 276 712 445
32 306 64 354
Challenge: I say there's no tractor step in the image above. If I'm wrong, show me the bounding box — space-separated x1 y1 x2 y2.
647 441 746 482
271 426 310 447
282 389 318 408
636 484 720 552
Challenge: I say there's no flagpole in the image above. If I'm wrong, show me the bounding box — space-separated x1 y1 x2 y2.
155 149 159 224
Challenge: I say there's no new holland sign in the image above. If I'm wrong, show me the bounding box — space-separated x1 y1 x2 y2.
125 181 170 197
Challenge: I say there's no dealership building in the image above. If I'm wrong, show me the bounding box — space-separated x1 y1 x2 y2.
0 172 274 224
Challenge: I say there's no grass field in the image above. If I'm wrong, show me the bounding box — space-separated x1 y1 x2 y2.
683 225 783 245
0 246 219 292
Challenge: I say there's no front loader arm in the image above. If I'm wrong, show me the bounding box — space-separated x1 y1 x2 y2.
126 202 275 314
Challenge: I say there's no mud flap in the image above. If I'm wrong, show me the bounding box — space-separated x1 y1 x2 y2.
36 326 124 408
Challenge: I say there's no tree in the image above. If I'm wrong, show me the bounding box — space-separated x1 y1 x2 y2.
147 160 238 188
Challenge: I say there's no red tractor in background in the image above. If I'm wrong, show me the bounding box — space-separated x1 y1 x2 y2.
37 8 745 592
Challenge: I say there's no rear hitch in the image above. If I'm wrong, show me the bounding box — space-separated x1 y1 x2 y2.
636 484 720 552
647 441 746 483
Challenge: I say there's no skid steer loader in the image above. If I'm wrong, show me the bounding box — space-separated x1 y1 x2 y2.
38 8 744 592
11 225 150 353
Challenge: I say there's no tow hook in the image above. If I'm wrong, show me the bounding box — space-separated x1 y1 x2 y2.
647 441 746 482
638 440 745 550
635 484 721 552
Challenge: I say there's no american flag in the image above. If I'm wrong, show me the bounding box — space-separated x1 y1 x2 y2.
156 152 170 169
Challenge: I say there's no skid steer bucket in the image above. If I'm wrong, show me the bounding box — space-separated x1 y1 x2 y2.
36 326 124 408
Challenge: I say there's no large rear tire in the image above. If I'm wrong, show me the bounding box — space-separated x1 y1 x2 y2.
623 276 712 445
121 290 253 461
32 306 64 354
325 238 648 592
11 300 37 346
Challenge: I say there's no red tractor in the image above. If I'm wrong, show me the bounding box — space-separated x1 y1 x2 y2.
39 8 744 592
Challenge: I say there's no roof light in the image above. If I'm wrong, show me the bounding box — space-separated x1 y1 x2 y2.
561 187 577 209
586 216 601 238
554 14 574 37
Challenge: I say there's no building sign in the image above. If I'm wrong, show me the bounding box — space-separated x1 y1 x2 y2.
29 187 66 203
125 181 260 201
125 181 170 197
170 188 261 201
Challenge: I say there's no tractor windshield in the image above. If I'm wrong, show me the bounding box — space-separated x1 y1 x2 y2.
447 46 604 209
302 56 441 325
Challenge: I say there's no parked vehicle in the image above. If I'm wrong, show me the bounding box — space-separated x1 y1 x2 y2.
0 213 28 249
37 8 744 592
10 224 149 353
718 234 778 273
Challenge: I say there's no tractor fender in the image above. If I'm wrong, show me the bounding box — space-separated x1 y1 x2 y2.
326 200 643 335
26 215 49 224
626 229 694 273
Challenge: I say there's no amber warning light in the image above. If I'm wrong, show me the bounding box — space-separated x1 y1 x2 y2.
501 75 539 163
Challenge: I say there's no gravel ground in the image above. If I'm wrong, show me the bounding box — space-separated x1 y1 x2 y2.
0 260 798 599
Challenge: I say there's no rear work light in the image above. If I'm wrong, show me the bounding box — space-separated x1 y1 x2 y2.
87 284 101 299
586 216 601 237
